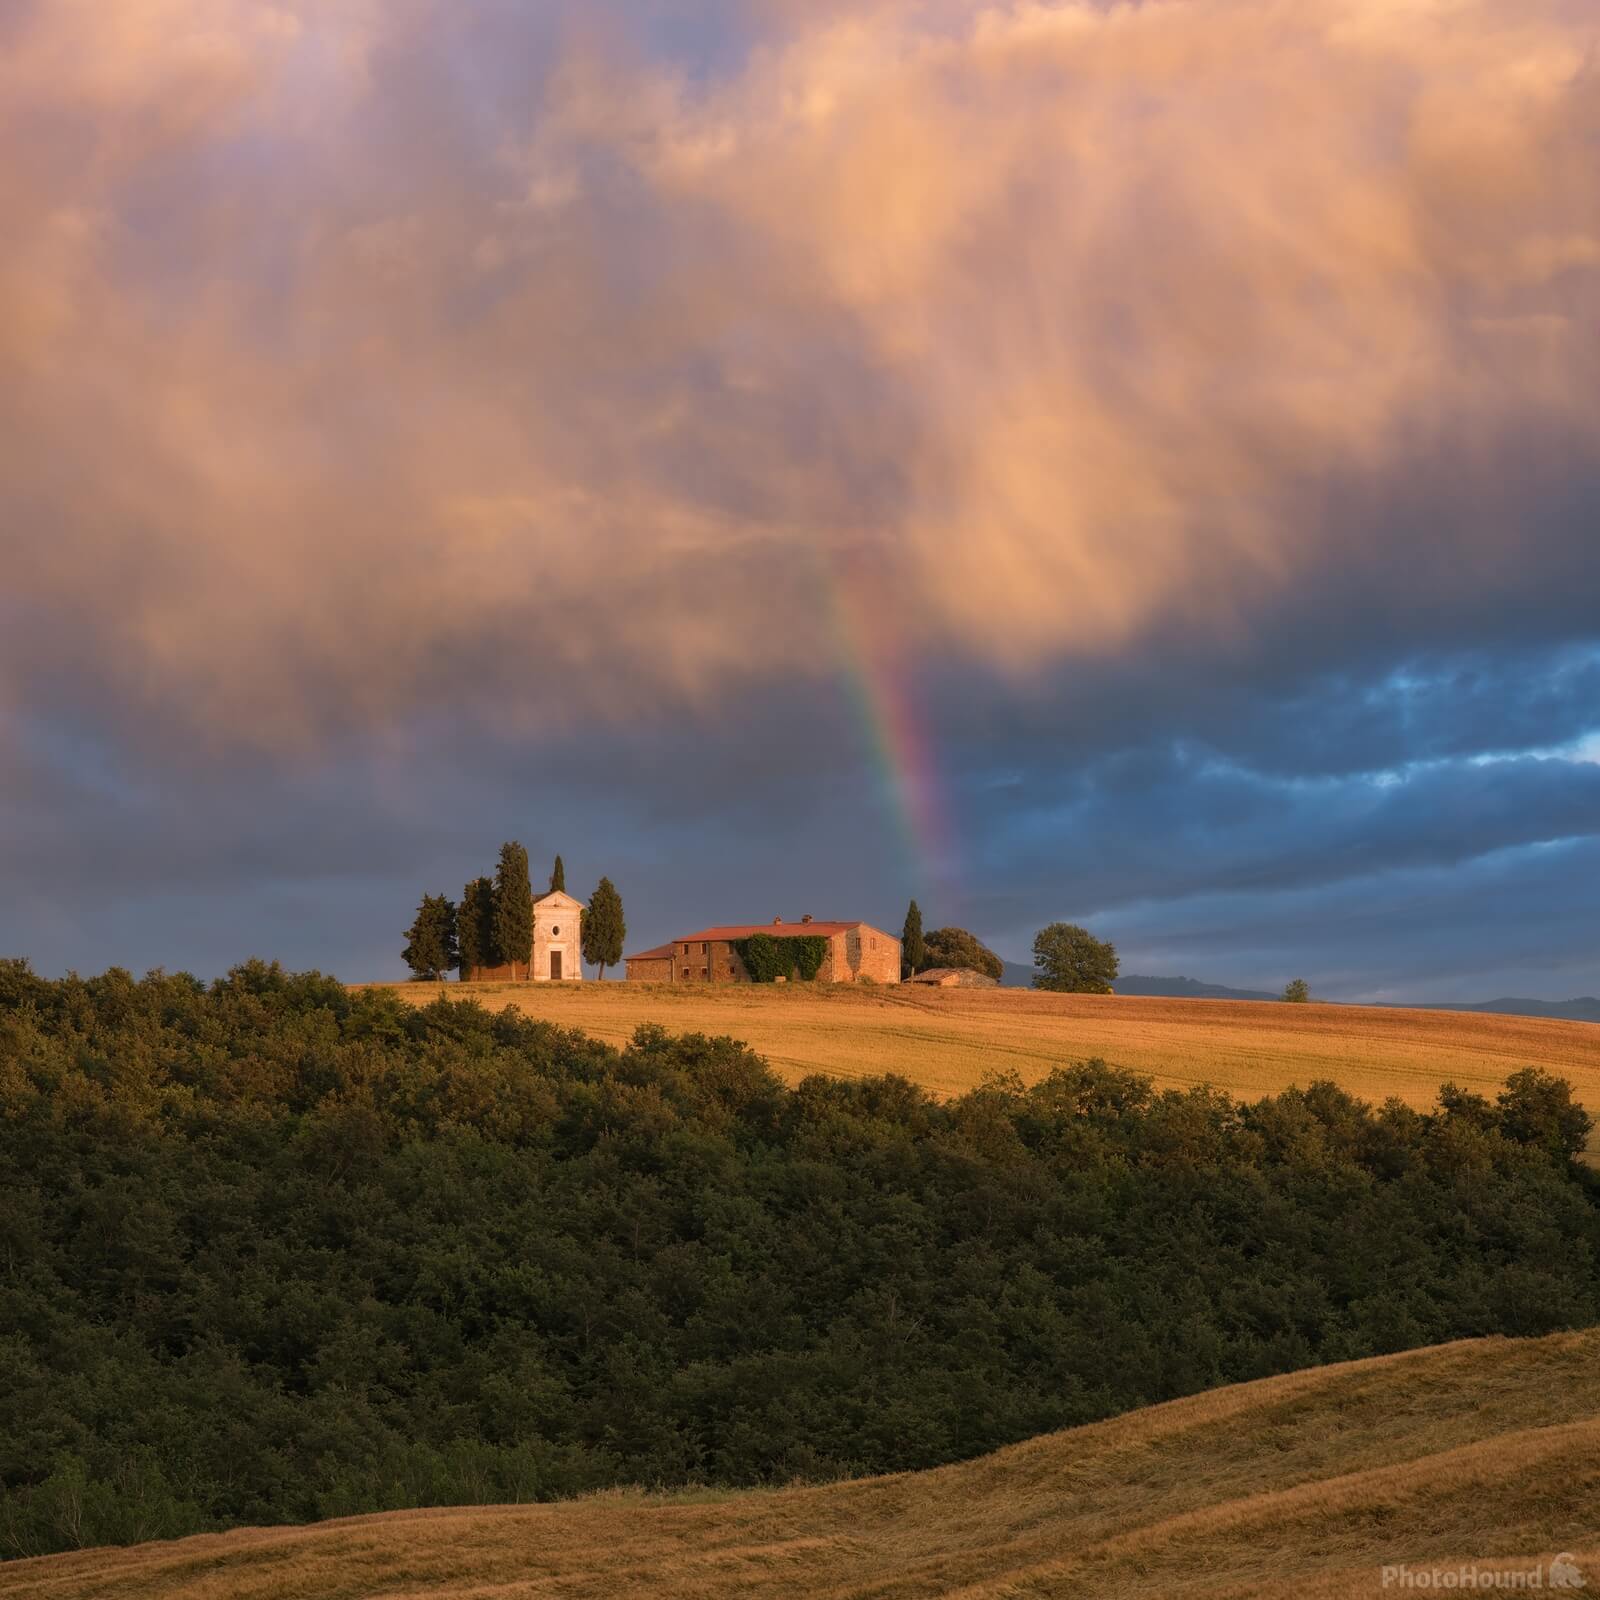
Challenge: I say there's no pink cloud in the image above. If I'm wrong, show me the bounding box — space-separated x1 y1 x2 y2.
1 0 1596 756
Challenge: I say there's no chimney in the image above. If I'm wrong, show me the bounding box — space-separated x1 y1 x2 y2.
801 914 813 924
773 916 783 925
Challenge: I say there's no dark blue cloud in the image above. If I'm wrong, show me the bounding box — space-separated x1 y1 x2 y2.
6 636 1598 1001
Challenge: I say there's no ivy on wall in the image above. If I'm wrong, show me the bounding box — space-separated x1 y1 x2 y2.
732 933 829 982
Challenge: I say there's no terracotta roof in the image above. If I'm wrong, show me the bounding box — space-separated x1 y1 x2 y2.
672 920 863 942
625 943 676 962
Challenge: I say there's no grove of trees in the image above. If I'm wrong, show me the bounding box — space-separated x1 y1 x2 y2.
3 953 1600 1555
402 847 624 981
2 957 1595 1558
895 906 1003 981
894 909 1120 993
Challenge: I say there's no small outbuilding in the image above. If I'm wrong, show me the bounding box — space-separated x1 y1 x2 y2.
907 967 998 988
623 943 676 982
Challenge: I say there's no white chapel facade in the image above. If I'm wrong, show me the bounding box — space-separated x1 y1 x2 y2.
465 888 585 981
532 890 584 982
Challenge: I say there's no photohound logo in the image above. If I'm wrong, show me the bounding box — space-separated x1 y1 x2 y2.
1381 1553 1586 1589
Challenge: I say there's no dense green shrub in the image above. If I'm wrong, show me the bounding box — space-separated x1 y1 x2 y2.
731 934 828 982
0 956 1595 1557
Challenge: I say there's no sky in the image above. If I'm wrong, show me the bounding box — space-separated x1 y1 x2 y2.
2 0 1598 1002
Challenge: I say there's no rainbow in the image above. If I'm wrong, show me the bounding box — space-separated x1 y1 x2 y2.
821 553 960 893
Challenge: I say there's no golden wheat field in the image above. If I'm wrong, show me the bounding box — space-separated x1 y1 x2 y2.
7 1328 1597 1600
372 980 1600 1135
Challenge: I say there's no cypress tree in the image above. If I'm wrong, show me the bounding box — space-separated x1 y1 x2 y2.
402 893 459 981
581 877 626 981
457 876 496 979
493 842 534 980
549 854 566 894
902 900 927 977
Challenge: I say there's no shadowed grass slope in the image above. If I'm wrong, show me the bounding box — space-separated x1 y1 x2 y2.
6 1328 1598 1600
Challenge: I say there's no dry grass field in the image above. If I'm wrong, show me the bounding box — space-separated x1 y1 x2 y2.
371 980 1600 1145
7 1328 1597 1599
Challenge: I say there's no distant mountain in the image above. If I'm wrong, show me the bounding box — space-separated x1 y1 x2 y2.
999 964 1598 1021
1425 997 1600 1024
1000 964 1277 1001
1111 974 1282 1002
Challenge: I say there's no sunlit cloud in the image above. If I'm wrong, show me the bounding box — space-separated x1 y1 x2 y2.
1 0 1596 759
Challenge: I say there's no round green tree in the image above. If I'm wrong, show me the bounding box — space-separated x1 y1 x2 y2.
1496 1067 1594 1162
1283 978 1311 1003
402 893 459 981
922 927 1004 982
1031 923 1118 994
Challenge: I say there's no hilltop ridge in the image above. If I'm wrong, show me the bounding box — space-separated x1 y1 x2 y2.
374 978 1600 1138
998 963 1600 1021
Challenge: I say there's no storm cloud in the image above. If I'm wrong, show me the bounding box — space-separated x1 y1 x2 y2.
2 0 1597 998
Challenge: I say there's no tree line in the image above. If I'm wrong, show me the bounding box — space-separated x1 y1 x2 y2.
900 904 1320 1000
2 957 1595 1557
402 845 625 981
899 902 1120 992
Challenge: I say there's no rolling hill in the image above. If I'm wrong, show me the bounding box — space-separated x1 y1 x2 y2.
6 1327 1596 1599
1002 963 1283 999
1090 972 1280 1001
369 981 1600 1154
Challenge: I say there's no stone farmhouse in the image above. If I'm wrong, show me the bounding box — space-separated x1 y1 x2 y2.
624 916 901 985
464 889 585 982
